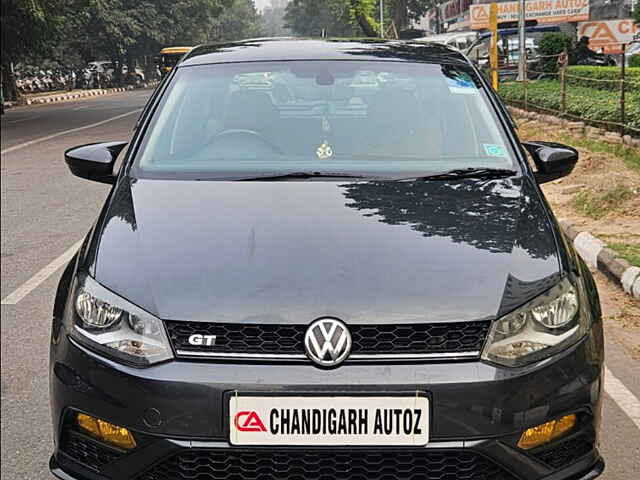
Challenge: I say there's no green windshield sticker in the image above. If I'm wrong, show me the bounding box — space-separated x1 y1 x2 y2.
484 144 506 157
446 72 477 95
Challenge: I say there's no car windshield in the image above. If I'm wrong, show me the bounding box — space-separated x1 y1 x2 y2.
134 60 516 179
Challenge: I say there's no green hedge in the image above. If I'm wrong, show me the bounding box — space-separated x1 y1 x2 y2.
500 79 640 131
566 66 640 92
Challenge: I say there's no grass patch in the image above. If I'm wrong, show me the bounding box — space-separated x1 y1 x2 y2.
607 242 640 267
500 79 640 131
571 185 634 219
555 133 640 174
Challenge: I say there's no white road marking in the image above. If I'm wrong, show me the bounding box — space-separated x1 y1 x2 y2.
72 105 90 111
605 366 640 430
0 109 141 155
5 115 42 124
1 240 83 305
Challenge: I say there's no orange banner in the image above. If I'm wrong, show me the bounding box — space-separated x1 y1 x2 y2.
577 19 640 54
470 0 589 30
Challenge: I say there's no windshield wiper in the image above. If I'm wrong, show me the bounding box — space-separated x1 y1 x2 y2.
233 172 368 181
397 167 517 182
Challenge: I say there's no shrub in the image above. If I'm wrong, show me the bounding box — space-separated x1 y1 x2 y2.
566 66 640 92
499 79 640 131
537 32 573 73
630 55 640 68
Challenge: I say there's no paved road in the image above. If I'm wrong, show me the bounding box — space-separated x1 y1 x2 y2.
1 91 639 480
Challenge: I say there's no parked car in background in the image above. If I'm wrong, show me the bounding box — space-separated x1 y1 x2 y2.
415 31 478 52
624 42 640 67
466 25 561 80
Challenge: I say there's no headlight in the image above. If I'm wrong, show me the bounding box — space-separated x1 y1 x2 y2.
482 278 587 367
67 274 172 367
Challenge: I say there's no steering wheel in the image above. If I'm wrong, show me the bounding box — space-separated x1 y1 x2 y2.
207 129 284 155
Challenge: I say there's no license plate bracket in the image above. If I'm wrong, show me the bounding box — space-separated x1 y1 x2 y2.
227 391 430 447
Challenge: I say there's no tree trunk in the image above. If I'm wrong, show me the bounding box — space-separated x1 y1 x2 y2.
113 55 124 87
392 0 410 32
350 1 378 37
1 63 20 102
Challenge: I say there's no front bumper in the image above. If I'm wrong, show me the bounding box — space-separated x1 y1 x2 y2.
50 327 604 480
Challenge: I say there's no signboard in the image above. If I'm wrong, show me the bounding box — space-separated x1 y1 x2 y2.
470 0 590 30
440 0 474 22
577 19 639 54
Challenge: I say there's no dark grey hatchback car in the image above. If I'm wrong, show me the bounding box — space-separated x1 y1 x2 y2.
50 39 604 480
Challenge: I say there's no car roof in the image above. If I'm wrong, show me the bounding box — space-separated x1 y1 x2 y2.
180 38 469 67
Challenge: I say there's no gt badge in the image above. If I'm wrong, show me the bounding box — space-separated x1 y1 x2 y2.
188 334 217 346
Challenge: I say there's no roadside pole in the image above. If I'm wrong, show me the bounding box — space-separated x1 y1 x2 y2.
380 0 384 38
517 0 526 81
620 43 626 135
489 3 499 91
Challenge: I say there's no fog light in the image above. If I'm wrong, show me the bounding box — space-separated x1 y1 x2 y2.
517 414 577 450
77 413 137 449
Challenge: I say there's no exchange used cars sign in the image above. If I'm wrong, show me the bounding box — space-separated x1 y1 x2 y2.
470 0 589 30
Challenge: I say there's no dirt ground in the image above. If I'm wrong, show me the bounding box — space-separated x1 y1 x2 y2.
515 115 640 359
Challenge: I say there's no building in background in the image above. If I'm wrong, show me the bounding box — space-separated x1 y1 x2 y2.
415 0 636 43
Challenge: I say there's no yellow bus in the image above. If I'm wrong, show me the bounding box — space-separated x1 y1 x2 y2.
158 47 193 76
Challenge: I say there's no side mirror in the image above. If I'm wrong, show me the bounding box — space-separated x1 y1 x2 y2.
64 142 128 184
522 141 578 184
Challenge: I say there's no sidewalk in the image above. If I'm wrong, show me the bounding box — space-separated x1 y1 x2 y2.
3 81 158 108
513 109 639 299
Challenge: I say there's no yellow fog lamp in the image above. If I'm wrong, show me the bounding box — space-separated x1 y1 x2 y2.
76 413 137 450
517 414 577 450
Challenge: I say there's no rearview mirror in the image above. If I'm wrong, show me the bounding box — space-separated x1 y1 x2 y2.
64 142 128 184
522 141 578 184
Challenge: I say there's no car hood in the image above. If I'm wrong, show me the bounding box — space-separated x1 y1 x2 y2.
93 177 561 324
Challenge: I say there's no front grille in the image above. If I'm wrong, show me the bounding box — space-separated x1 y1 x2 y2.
136 449 517 480
165 320 490 361
531 433 594 469
60 429 123 471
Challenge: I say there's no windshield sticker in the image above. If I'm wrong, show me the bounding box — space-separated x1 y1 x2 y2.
446 73 477 95
483 144 506 157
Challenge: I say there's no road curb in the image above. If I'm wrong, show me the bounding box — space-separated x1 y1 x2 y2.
507 106 640 148
3 82 159 108
558 219 640 300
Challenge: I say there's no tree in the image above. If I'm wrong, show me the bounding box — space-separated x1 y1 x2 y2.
211 0 264 41
263 0 290 36
284 0 359 37
285 0 438 38
634 0 639 25
64 0 234 83
1 0 67 100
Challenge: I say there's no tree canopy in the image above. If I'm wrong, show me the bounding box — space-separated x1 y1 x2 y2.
1 0 265 99
284 0 439 38
1 0 67 66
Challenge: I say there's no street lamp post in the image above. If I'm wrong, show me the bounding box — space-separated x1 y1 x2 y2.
380 0 384 38
518 0 526 81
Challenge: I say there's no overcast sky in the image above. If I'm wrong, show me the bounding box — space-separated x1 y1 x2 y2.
254 0 272 12
254 0 289 12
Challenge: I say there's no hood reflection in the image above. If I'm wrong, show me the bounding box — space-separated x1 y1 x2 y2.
340 178 554 259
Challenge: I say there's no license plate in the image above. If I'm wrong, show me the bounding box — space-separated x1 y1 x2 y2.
228 394 429 446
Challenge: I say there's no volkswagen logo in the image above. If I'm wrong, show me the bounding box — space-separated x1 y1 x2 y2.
304 318 352 367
